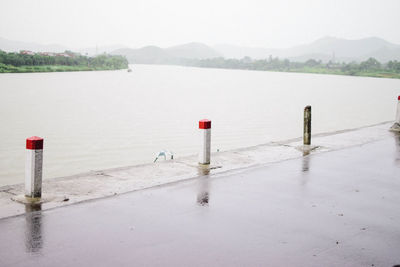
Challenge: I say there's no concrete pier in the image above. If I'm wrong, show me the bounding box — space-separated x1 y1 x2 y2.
0 126 399 267
0 121 393 220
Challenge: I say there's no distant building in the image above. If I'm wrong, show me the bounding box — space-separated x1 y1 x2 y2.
63 51 77 58
20 51 75 58
56 53 73 58
38 52 56 56
20 50 35 55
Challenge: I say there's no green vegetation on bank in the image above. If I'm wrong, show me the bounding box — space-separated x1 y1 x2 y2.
176 56 400 79
0 50 128 73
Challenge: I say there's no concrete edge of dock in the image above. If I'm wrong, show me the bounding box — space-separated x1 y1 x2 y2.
0 121 396 220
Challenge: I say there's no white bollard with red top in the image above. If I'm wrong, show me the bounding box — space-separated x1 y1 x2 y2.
25 136 44 198
390 96 400 132
199 119 211 165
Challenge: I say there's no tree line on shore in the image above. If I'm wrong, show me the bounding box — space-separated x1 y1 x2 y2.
0 50 128 72
175 56 400 75
174 56 400 78
2 48 400 78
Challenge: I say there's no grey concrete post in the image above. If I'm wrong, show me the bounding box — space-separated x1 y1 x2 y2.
25 137 43 198
303 106 312 145
199 119 211 165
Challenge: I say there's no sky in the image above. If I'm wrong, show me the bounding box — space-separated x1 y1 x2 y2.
0 0 399 49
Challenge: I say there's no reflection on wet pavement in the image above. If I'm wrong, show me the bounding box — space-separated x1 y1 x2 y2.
197 190 210 206
302 151 311 173
299 151 311 186
197 166 211 206
393 132 400 166
24 204 43 254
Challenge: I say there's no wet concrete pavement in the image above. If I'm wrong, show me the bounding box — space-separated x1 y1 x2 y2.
0 134 400 266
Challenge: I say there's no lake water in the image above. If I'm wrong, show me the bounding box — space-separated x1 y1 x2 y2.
0 64 399 186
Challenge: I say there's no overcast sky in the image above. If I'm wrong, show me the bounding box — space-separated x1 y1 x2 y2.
1 0 399 49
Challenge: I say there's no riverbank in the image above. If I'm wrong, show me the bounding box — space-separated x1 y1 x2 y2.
185 65 400 79
173 57 400 79
283 67 400 79
178 64 400 79
137 62 400 79
0 51 129 73
0 121 395 219
0 63 127 73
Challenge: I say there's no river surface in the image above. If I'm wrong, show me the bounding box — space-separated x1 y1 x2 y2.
0 64 399 186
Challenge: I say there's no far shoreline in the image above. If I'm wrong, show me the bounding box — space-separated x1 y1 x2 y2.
3 62 400 80
129 63 400 80
0 65 128 73
0 51 129 73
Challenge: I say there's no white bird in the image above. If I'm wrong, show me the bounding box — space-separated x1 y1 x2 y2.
154 150 174 162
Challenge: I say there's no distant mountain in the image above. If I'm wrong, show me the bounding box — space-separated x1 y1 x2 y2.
166 42 221 59
213 44 277 60
112 46 172 64
79 45 128 56
361 46 400 63
2 35 400 63
287 36 400 62
214 37 400 63
0 37 67 52
111 42 221 64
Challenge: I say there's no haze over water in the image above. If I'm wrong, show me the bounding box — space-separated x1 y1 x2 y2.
0 64 399 186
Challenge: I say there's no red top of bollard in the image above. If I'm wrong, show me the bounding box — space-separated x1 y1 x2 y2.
398 95 400 101
26 136 44 150
199 119 211 129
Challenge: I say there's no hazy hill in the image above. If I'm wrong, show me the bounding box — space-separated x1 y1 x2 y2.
79 45 128 56
286 36 394 57
213 44 276 60
112 46 172 64
361 46 400 63
166 42 221 59
214 37 400 63
2 35 400 64
111 42 221 63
